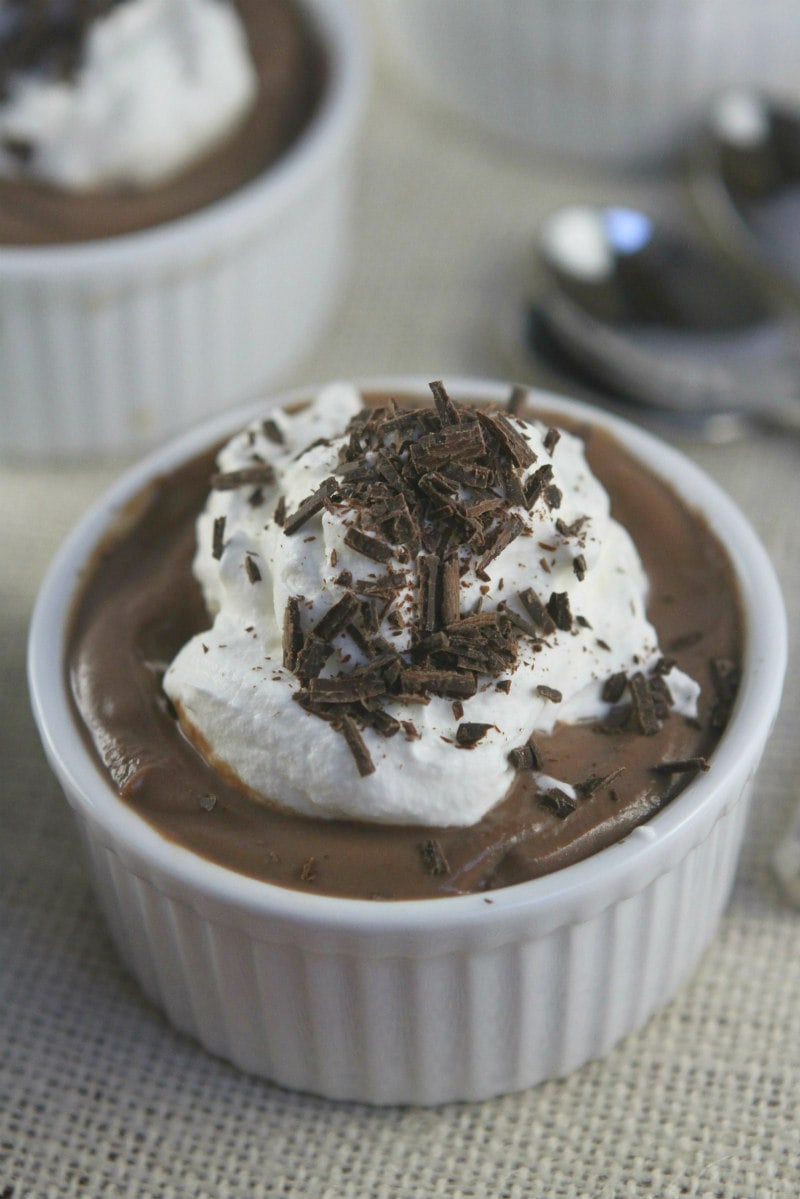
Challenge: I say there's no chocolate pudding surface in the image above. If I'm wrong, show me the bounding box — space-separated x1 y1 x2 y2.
0 0 324 246
67 400 742 900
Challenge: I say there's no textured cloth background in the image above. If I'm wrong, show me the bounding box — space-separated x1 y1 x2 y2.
3 11 800 1197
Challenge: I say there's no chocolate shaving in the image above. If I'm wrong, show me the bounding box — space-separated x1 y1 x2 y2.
429 379 461 425
463 496 504 520
309 675 386 703
544 427 561 454
417 553 440 633
651 757 710 775
573 554 587 581
411 421 486 469
544 483 563 510
357 705 401 737
501 458 527 509
353 572 404 597
359 598 380 634
475 515 523 575
373 453 404 491
523 464 553 510
345 621 372 656
648 673 673 719
455 722 493 747
262 417 285 444
356 648 401 677
294 637 333 681
273 495 286 527
518 588 557 636
283 477 337 535
441 461 494 490
379 409 428 437
539 789 576 819
602 671 627 703
282 597 303 671
400 668 477 699
547 591 572 632
537 685 562 703
336 715 375 776
212 465 275 490
556 515 588 538
344 527 394 563
419 838 450 876
312 592 360 642
212 516 226 561
483 412 537 469
507 385 527 416
508 734 541 771
244 554 261 584
440 555 461 627
501 608 540 641
628 671 661 735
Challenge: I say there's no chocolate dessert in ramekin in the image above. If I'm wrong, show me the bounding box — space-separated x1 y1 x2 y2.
29 378 786 1103
0 0 367 458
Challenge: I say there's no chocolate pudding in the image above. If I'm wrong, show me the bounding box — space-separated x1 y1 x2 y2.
66 391 742 899
0 0 323 245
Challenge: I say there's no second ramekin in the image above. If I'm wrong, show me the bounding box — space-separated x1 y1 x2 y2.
28 378 786 1104
0 0 367 461
375 0 800 165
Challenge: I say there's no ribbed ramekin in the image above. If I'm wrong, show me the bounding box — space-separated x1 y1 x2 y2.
0 0 367 461
375 0 800 164
28 378 786 1105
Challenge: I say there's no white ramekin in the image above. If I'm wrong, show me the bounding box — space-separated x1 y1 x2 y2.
28 378 786 1105
374 0 800 165
0 0 367 461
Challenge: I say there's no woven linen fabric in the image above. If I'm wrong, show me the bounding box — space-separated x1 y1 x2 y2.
3 23 800 1199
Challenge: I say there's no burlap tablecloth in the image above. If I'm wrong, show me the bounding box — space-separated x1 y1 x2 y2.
3 13 799 1197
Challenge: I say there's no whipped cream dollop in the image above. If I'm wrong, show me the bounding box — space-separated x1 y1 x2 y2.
164 384 699 827
0 0 257 190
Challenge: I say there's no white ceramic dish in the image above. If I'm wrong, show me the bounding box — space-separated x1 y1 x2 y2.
28 378 786 1104
0 0 368 461
375 0 800 165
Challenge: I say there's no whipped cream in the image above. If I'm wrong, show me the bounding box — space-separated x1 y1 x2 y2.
0 0 257 190
164 384 699 827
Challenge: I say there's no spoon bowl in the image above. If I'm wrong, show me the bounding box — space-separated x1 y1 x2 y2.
689 87 800 305
531 203 800 434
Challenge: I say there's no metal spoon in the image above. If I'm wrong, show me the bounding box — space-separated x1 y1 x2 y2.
530 204 800 435
688 87 800 307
